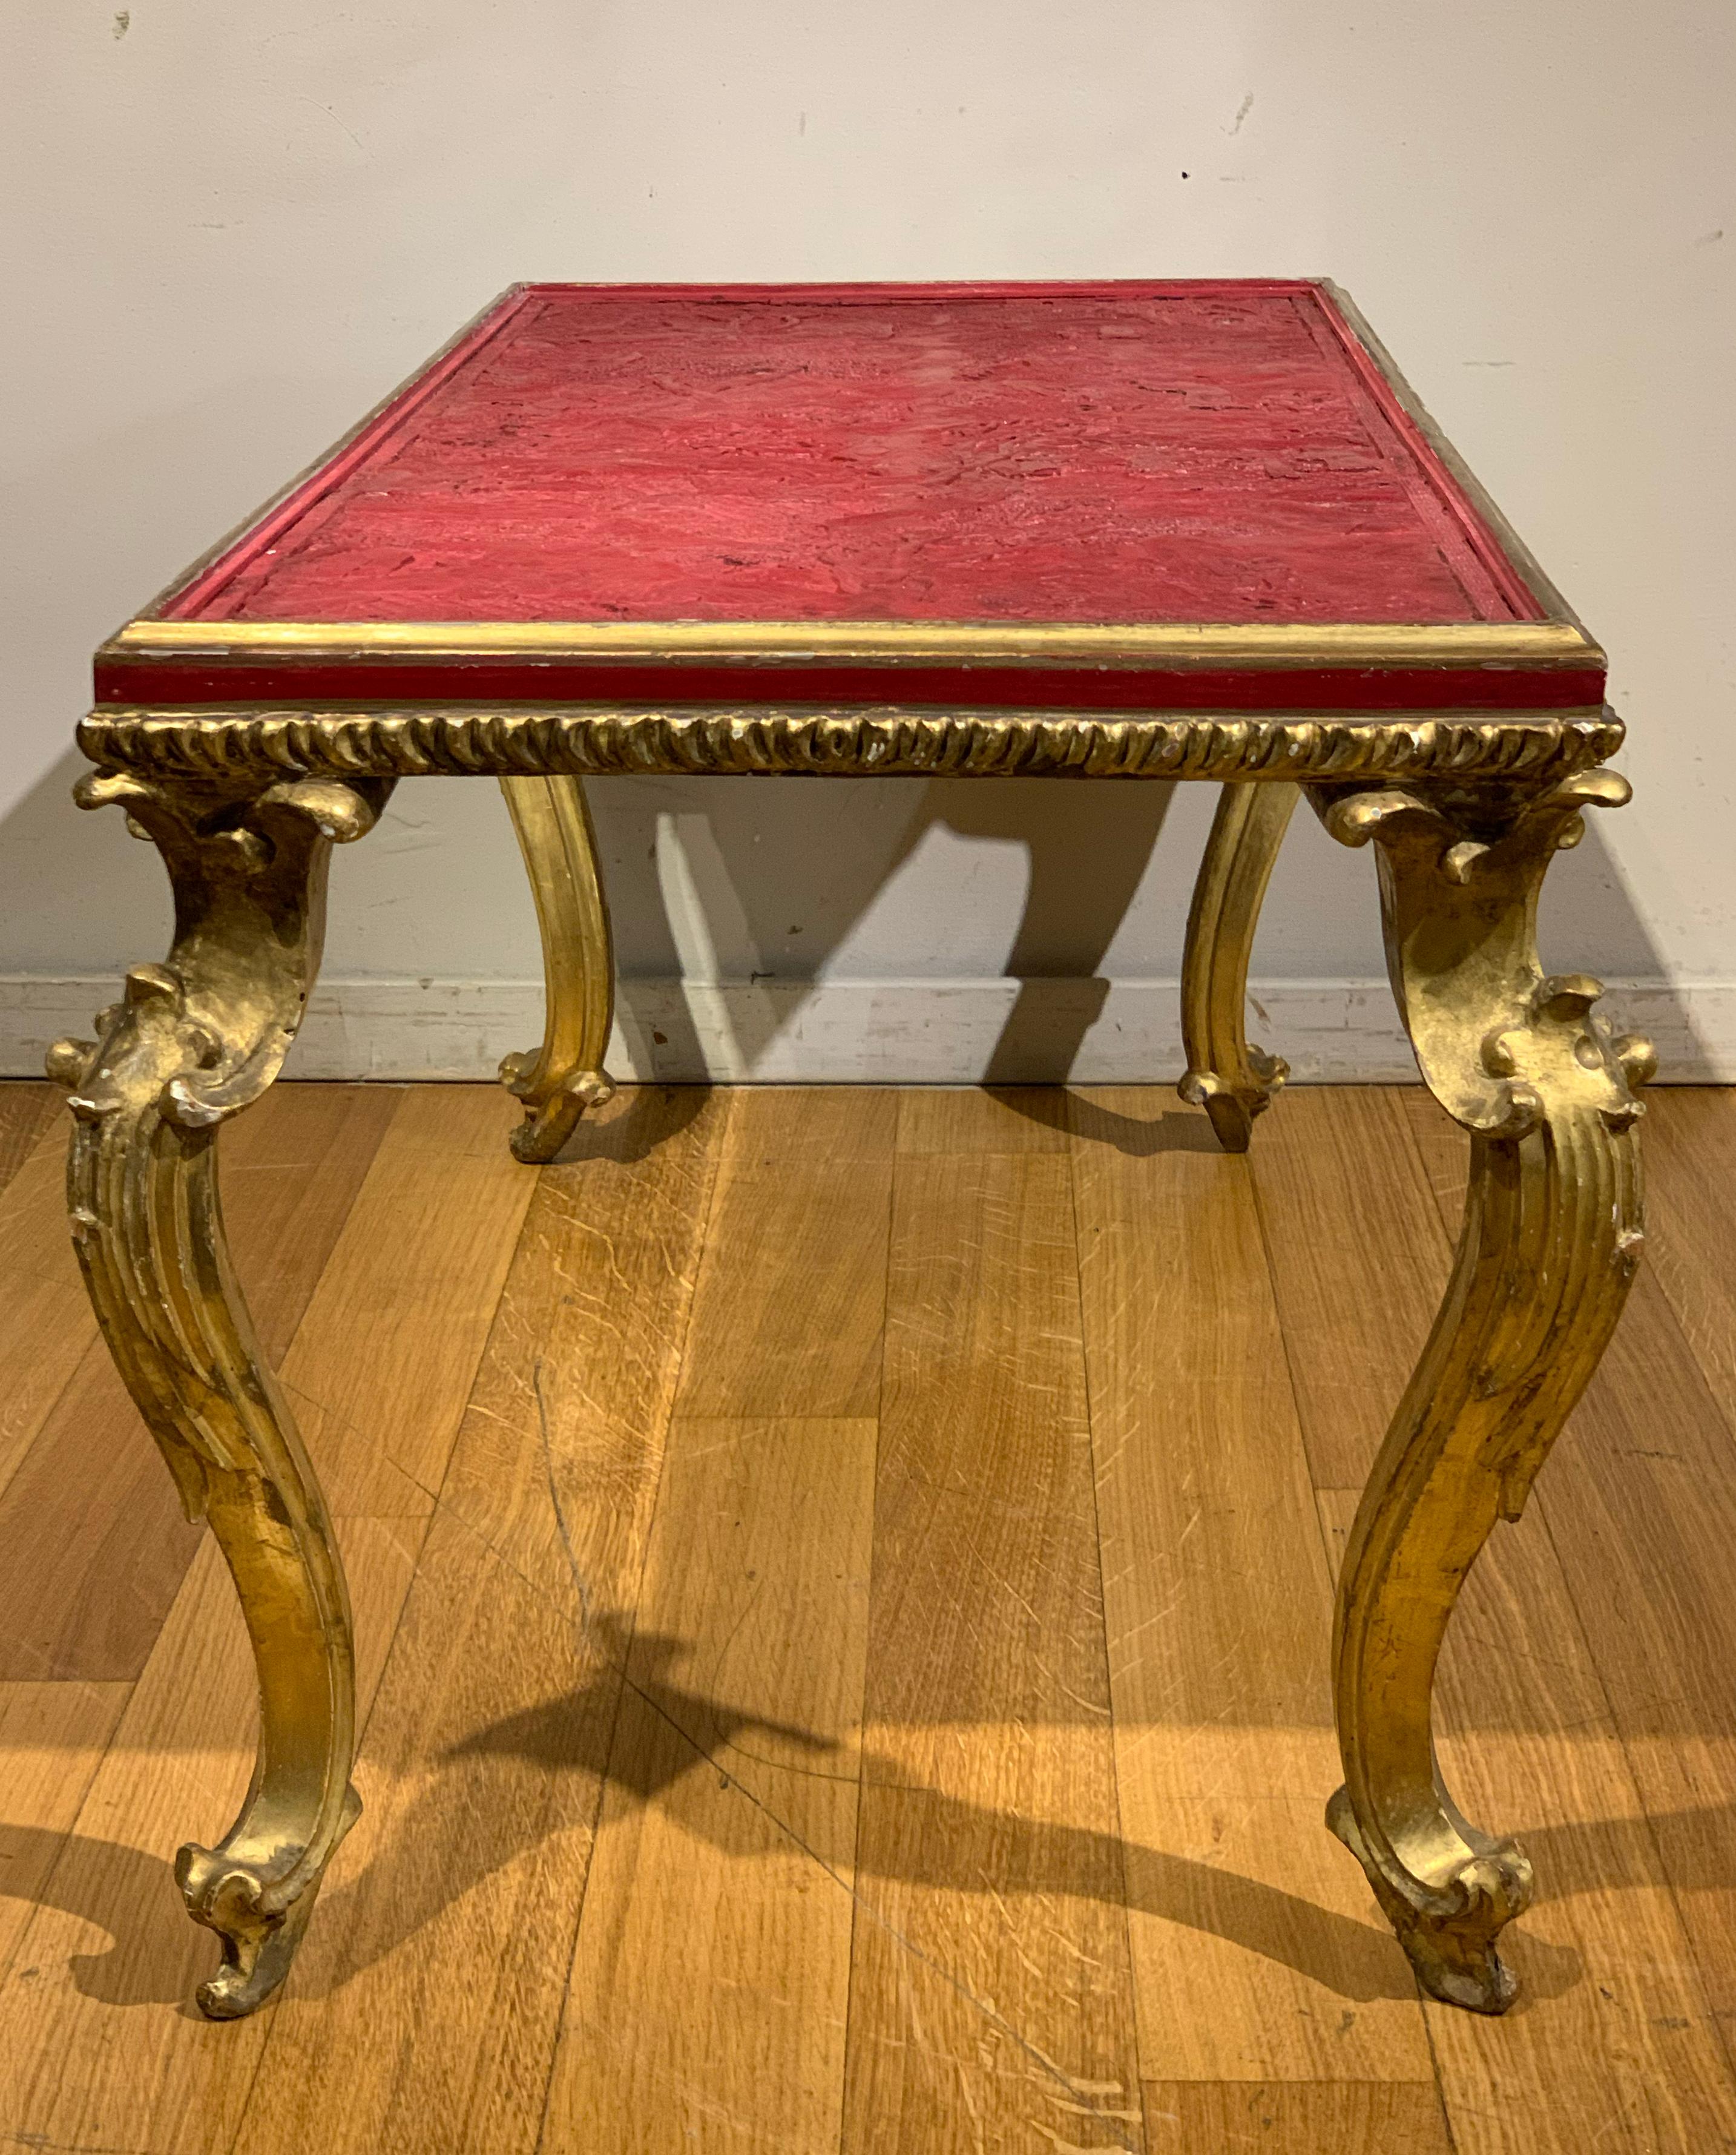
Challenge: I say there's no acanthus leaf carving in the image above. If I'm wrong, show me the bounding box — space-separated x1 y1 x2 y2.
52 770 392 1127
45 763 392 2018
1304 763 1651 2015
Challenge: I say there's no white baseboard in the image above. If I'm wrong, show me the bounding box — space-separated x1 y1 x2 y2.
2 974 1729 1084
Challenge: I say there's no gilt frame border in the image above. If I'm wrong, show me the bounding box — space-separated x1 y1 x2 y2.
93 278 1602 708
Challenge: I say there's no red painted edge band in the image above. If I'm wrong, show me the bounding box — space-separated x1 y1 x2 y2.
93 657 1607 715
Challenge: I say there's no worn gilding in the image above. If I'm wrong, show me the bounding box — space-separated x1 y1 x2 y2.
79 705 1623 786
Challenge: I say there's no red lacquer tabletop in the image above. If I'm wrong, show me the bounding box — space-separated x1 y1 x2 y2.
100 280 1602 715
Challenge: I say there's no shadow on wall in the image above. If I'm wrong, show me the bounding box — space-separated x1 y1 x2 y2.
582 769 1689 1085
0 748 1695 1087
590 773 1186 1085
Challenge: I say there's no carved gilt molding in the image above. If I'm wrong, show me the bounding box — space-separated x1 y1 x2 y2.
79 705 1623 788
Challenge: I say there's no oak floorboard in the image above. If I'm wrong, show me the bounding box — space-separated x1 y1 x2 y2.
1637 1090 1736 1429
842 1096 1144 2154
1141 2079 1453 2153
238 1505 606 2155
1258 1085 1736 2152
894 1082 1071 1156
235 1084 731 2155
0 1117 104 1505
0 1082 403 1682
546 1416 874 2153
289 1084 541 1519
0 1081 61 1195
0 1517 419 2155
1392 1087 1468 1228
1 1084 1734 2150
674 1087 896 1420
0 1677 132 1975
432 1083 733 1607
1071 1087 1433 2087
1240 1086 1445 1490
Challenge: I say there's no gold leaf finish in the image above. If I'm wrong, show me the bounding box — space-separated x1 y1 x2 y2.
48 768 392 2018
51 694 1647 2024
497 774 617 1161
79 705 1622 788
1306 767 1651 2011
107 613 1603 670
1179 781 1300 1150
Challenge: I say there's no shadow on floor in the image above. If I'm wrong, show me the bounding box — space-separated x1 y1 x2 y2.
548 1081 1229 1166
20 1608 1683 2018
536 1078 714 1165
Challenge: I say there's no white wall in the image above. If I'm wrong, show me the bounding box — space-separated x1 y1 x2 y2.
4 2 1732 1081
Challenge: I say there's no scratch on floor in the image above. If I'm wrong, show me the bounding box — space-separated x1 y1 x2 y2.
537 1377 1142 2153
534 1357 596 1640
6 2130 153 2155
978 1875 1048 1986
1030 2125 1123 2153
278 1376 440 1506
1045 2091 1142 2122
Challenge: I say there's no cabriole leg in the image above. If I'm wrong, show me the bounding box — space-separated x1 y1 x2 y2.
48 765 393 2018
1308 766 1654 2012
498 773 616 1163
1179 780 1298 1150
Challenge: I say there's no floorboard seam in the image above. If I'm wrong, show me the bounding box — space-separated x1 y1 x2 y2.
530 1092 733 2155
1061 1094 1149 2124
1246 1105 1459 2147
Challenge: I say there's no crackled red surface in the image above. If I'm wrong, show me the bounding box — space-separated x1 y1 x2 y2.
163 281 1541 630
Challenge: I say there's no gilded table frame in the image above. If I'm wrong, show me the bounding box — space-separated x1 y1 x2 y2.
52 275 1648 2027
57 694 1647 2023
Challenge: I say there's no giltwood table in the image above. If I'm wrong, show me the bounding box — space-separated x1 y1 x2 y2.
60 279 1649 2022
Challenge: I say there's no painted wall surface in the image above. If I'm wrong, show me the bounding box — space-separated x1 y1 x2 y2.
3 4 1731 1079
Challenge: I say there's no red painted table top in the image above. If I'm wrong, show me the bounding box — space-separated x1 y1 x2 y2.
100 280 1602 715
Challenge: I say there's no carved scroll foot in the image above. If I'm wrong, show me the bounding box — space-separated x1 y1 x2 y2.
1309 766 1652 2012
51 765 391 2018
1326 1783 1530 2013
499 774 617 1163
1179 781 1298 1151
498 1054 615 1165
181 1781 363 2018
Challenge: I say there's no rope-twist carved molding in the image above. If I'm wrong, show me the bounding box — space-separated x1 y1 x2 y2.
79 705 1624 786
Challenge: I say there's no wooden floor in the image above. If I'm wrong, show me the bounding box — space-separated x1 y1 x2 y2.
2 1081 1736 2153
